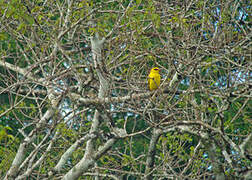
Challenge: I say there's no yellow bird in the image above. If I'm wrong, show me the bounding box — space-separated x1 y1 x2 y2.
148 67 161 91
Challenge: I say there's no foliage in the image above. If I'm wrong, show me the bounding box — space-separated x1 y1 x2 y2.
0 0 251 179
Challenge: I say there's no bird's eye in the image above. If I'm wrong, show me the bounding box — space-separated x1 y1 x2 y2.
154 68 159 71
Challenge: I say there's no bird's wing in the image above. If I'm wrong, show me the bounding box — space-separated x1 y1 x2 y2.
148 73 153 89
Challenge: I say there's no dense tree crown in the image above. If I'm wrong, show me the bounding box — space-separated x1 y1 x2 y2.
0 0 251 179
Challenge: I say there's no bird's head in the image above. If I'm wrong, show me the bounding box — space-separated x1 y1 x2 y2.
151 67 160 73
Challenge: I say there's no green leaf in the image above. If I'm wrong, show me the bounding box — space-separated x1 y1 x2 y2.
136 0 142 5
25 15 34 25
17 22 26 31
0 33 7 40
